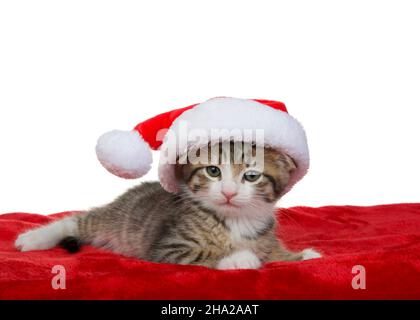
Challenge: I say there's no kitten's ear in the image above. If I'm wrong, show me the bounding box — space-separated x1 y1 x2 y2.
174 163 185 181
280 153 297 173
264 147 297 173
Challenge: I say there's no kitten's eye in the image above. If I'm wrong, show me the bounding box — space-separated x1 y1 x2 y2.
206 166 221 178
244 171 261 182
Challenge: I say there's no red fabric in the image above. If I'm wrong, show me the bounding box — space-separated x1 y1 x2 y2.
1 203 419 300
134 99 287 150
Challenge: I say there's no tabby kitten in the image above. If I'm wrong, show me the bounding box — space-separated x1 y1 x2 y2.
15 142 320 269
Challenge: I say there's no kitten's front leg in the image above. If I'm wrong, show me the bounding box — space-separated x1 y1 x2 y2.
216 249 261 270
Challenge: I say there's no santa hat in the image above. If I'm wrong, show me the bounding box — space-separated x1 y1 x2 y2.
96 97 309 195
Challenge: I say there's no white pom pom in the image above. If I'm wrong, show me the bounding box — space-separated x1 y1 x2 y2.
95 130 153 179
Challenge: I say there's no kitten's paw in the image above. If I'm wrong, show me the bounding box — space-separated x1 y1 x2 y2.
217 249 261 270
301 248 322 260
15 228 56 252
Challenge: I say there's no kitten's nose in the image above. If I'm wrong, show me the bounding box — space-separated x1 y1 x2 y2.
222 191 237 202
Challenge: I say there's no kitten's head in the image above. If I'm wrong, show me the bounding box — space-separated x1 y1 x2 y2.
175 142 296 218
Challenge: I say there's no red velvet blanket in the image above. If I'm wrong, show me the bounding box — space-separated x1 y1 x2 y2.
1 204 419 300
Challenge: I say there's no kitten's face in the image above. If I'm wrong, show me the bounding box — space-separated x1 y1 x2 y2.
176 142 296 218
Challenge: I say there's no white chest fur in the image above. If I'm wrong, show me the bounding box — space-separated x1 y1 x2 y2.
225 216 272 242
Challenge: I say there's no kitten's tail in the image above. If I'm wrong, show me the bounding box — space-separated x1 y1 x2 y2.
15 215 82 253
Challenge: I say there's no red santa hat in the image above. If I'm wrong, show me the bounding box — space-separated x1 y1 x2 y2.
96 97 309 195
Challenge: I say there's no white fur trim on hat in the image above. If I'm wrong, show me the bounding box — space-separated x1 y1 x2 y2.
96 130 153 179
158 97 309 194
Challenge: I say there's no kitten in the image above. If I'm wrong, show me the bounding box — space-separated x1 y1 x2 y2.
15 142 321 269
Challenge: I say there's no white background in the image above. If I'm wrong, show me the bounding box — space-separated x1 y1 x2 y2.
1 1 419 214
